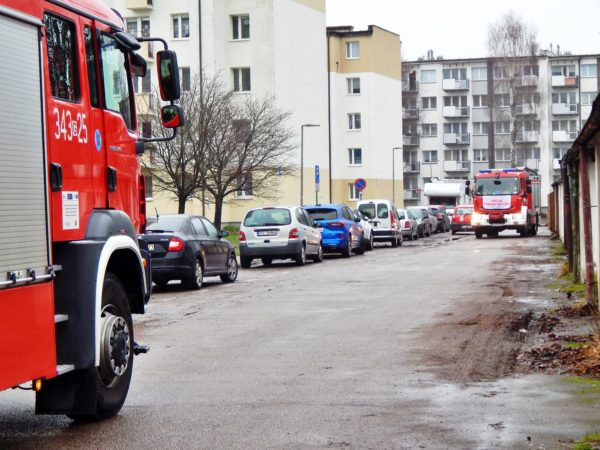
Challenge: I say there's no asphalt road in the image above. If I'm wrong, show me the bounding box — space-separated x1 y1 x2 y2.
1 229 599 449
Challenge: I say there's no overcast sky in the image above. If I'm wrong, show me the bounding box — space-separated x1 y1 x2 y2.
326 0 600 61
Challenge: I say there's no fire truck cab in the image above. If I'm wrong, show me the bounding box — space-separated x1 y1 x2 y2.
471 168 540 239
0 0 181 419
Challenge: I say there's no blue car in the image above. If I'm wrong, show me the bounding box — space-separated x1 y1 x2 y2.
304 204 365 257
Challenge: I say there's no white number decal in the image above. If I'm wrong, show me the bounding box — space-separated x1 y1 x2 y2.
52 108 88 144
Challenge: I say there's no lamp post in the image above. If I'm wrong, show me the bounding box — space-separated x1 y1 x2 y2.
392 146 402 205
300 124 320 205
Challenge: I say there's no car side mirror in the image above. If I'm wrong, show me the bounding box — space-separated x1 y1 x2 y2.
354 217 361 223
219 230 230 239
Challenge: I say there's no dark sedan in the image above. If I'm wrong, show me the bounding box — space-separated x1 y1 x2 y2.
141 214 238 290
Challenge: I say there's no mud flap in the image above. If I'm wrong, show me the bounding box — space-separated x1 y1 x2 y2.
35 369 97 415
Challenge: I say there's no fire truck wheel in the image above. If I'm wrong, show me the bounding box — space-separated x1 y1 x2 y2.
475 231 482 239
519 226 528 237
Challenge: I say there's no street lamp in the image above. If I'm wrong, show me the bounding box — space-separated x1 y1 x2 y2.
300 124 320 205
392 146 402 205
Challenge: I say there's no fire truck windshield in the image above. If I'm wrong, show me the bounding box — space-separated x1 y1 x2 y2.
476 178 519 196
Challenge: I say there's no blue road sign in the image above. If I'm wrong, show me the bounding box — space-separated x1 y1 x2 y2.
354 178 367 191
315 165 320 184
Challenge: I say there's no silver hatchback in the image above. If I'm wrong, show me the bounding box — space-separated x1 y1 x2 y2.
239 206 323 268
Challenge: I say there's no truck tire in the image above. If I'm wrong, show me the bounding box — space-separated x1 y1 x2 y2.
70 273 133 421
519 226 528 237
475 231 482 239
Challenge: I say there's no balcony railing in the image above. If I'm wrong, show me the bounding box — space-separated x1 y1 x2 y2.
403 161 421 173
516 131 539 143
516 103 538 115
442 105 470 118
442 78 470 91
403 135 420 146
402 80 419 93
125 0 153 10
551 75 579 88
443 160 471 172
403 189 421 200
443 132 470 145
552 130 577 142
403 108 419 120
551 103 578 115
516 75 538 88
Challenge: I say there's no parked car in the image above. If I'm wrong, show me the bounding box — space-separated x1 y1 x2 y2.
356 199 403 247
451 204 474 234
429 205 451 232
239 206 323 268
397 208 418 240
353 208 374 250
407 206 432 238
142 214 238 290
304 203 365 257
425 206 439 234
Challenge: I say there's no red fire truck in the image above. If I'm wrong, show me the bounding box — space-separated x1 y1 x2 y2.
471 168 540 239
0 0 182 419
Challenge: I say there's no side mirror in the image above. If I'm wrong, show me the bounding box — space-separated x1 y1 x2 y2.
161 105 184 128
354 217 361 223
131 52 147 77
219 230 230 239
157 50 181 101
113 31 140 52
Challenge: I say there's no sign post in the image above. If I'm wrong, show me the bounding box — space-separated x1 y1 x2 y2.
315 165 320 204
354 178 367 201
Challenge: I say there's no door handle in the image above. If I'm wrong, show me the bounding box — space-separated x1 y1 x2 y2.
107 166 117 192
50 162 62 192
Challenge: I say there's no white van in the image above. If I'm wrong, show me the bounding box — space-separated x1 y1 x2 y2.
356 199 403 247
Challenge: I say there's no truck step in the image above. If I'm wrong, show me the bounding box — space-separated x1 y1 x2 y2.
133 342 150 355
54 314 68 323
56 364 74 376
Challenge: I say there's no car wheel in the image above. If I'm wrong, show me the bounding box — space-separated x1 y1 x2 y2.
240 256 252 268
475 231 483 239
452 230 456 235
398 234 403 247
261 257 273 267
312 243 324 263
366 233 374 250
426 226 431 237
390 236 398 247
519 226 529 237
354 234 366 255
184 259 203 290
220 253 238 283
341 237 352 258
418 227 424 238
295 243 307 266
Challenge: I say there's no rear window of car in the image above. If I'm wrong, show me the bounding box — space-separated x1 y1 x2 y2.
407 208 421 219
456 207 473 214
244 208 292 227
358 203 389 219
145 216 185 232
305 208 338 220
397 209 406 220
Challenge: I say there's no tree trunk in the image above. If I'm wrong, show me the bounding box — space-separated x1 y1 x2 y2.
178 196 187 214
213 197 223 230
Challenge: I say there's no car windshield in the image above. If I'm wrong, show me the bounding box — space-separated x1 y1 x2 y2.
145 216 185 232
476 178 519 195
456 207 473 214
244 208 292 226
306 208 338 221
407 208 422 219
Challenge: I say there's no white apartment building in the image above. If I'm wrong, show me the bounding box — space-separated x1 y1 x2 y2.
105 0 329 222
327 26 403 206
402 51 599 211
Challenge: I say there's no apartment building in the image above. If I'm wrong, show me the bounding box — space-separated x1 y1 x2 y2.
104 0 329 222
327 26 403 206
402 51 599 210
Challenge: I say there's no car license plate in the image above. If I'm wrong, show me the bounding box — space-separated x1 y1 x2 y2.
257 230 278 237
148 244 155 251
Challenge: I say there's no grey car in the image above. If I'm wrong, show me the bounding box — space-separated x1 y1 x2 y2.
407 206 433 238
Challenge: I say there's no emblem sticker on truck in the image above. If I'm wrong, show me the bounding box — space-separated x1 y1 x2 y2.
482 195 511 210
62 191 80 230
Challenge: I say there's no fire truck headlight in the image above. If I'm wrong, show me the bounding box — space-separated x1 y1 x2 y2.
471 212 485 225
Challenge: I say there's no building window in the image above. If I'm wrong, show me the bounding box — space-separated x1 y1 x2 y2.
474 149 488 162
494 94 510 107
44 13 80 102
348 183 360 200
472 95 488 108
421 69 437 83
444 95 467 107
552 65 576 77
348 148 362 165
235 174 253 197
552 92 576 105
444 149 468 161
126 17 150 38
517 147 540 161
180 67 191 91
145 174 153 198
472 67 487 81
444 122 468 134
421 96 437 110
347 113 361 130
522 120 540 132
581 92 597 105
493 65 508 79
443 68 467 80
522 65 539 76
581 64 597 78
232 67 251 92
422 123 437 137
473 122 489 135
232 15 250 40
172 14 190 39
553 148 568 159
141 121 152 138
346 41 360 59
495 121 510 134
495 148 511 162
423 150 438 163
347 77 360 94
552 119 577 132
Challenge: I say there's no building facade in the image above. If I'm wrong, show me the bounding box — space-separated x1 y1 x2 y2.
402 52 599 211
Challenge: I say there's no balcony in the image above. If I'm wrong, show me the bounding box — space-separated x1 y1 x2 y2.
443 160 471 172
442 105 470 118
403 161 421 173
403 108 419 120
442 78 470 91
553 130 577 142
516 103 538 115
139 41 154 62
443 132 470 145
516 75 538 88
516 131 539 143
403 135 420 146
551 75 578 88
551 103 578 115
125 0 153 10
402 80 419 93
404 189 421 201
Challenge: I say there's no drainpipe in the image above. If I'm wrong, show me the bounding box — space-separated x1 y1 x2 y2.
326 32 332 202
579 147 597 308
561 162 573 272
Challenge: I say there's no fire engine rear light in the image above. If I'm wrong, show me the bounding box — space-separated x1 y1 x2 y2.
33 378 42 392
168 237 184 252
239 230 246 242
289 228 299 239
329 221 345 227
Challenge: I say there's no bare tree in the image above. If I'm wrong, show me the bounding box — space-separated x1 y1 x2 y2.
488 11 540 167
